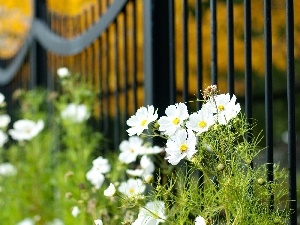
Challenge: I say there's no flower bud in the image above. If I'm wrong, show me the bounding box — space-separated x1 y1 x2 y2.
257 178 265 185
104 183 116 197
217 163 225 171
144 175 154 184
65 192 72 199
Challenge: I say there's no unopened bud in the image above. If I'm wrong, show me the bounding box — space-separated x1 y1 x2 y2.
144 175 154 184
65 192 72 199
257 178 265 185
217 163 225 171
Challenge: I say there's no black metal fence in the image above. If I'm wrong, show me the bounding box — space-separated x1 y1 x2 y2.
0 0 298 223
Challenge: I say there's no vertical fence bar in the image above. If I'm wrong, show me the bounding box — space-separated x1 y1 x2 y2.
168 0 176 104
244 0 252 142
32 0 48 87
143 0 171 114
182 0 189 103
122 8 129 141
196 0 203 110
131 0 138 112
210 0 217 85
227 0 234 95
114 21 120 150
264 0 274 210
286 0 297 223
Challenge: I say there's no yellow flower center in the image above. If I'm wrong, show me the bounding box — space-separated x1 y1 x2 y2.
130 148 135 153
180 144 188 152
218 105 225 111
129 188 135 194
198 121 207 128
141 119 147 126
173 117 180 125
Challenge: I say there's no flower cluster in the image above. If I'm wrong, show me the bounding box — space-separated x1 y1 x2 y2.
126 87 240 166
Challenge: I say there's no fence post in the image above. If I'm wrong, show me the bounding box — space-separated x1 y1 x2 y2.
143 0 171 114
30 0 48 88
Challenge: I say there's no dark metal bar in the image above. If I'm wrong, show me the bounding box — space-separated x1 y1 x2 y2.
244 0 252 136
132 0 138 112
286 0 297 223
183 0 189 103
114 21 120 150
34 0 48 87
264 0 274 210
143 0 171 114
210 0 217 85
104 29 110 138
227 0 234 95
123 8 129 141
196 0 203 110
168 0 176 104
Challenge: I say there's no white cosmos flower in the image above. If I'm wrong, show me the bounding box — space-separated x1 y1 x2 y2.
91 156 111 174
186 108 215 135
61 103 90 123
46 218 64 225
86 156 110 189
127 105 158 136
165 129 197 165
203 93 240 125
0 114 11 128
71 206 80 217
94 219 103 225
132 201 166 225
195 216 206 225
119 136 145 164
141 145 164 155
118 178 145 197
17 218 35 225
0 162 17 176
158 103 189 136
86 169 105 189
104 183 116 197
57 67 70 78
126 155 155 178
8 119 44 141
0 130 8 147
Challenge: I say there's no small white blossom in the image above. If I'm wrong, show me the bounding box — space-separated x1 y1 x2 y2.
186 108 215 135
46 218 64 225
104 183 116 197
119 136 145 164
0 130 8 147
17 218 35 225
118 178 145 197
165 129 197 165
0 162 17 176
126 105 158 136
71 206 80 217
61 103 90 123
126 155 155 178
0 114 11 128
195 216 206 225
158 103 189 136
133 201 166 225
86 170 105 189
91 156 111 174
8 119 44 141
57 67 70 78
86 156 110 189
94 219 103 225
203 93 240 125
141 145 164 155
